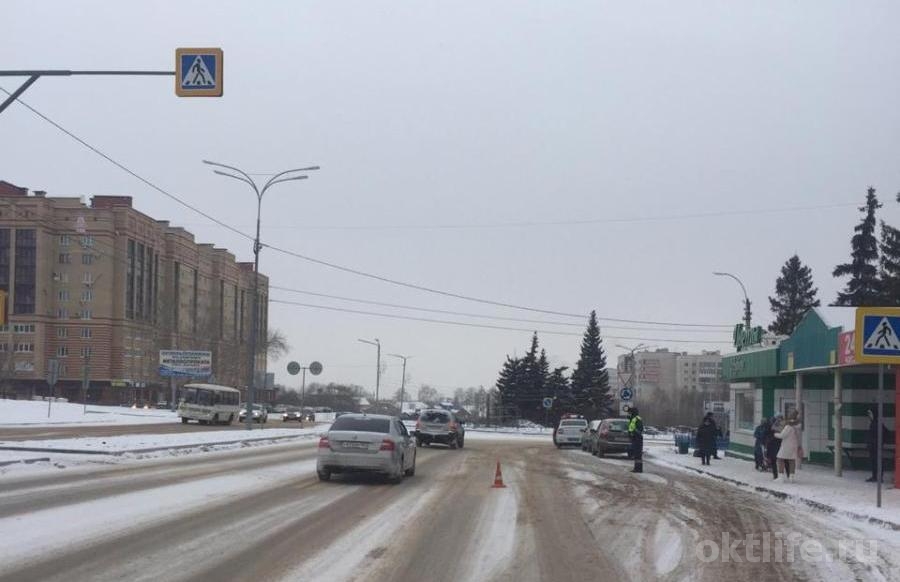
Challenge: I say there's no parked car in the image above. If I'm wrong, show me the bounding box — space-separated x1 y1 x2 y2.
415 409 465 449
155 400 169 410
581 419 603 451
317 414 416 483
554 416 588 448
592 418 632 457
282 408 303 422
238 404 268 423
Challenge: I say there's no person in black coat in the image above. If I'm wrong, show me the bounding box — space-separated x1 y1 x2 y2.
866 408 891 483
766 416 783 479
696 415 717 465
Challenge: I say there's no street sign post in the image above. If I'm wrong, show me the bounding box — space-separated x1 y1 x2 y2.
175 48 223 97
619 401 632 416
619 388 634 401
309 361 323 376
542 397 553 409
46 358 59 418
287 361 301 376
853 307 900 508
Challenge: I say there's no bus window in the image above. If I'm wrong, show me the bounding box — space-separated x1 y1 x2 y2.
182 388 197 404
197 390 211 406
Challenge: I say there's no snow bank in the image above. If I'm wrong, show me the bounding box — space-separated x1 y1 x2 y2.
0 426 324 455
0 398 178 427
648 447 900 528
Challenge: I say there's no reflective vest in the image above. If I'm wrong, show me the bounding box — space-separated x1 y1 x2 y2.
628 415 643 435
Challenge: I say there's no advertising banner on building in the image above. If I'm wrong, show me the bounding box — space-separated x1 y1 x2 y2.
159 350 212 378
838 330 856 366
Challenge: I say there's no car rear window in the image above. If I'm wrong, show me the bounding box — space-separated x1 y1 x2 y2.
330 417 391 433
560 420 587 427
607 420 629 432
421 411 450 423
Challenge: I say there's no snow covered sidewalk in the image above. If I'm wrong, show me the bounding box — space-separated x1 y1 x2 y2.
647 445 900 529
0 398 178 427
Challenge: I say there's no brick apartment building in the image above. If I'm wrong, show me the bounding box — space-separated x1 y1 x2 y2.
0 180 271 405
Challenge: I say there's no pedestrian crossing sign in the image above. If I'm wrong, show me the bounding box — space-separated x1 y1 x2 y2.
175 48 223 97
854 307 900 363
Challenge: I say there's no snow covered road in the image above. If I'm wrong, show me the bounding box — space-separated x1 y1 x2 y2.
0 434 897 581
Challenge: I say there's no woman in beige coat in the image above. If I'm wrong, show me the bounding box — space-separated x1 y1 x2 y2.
775 411 802 482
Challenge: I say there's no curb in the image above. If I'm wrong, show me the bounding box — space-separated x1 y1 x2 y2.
0 457 51 468
0 432 319 457
648 455 900 532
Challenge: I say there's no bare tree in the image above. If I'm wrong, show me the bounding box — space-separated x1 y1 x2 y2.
264 329 290 361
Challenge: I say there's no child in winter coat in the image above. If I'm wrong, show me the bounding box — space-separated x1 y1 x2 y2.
775 411 803 482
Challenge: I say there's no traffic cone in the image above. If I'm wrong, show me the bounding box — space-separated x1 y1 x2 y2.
491 460 507 488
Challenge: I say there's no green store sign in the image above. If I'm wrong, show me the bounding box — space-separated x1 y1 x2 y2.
733 323 765 351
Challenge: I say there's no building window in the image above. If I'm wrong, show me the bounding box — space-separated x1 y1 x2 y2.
80 235 94 248
81 309 92 320
57 327 68 338
81 327 92 339
59 253 71 264
0 229 10 294
59 235 71 246
81 289 93 302
82 253 94 265
15 343 34 353
0 343 7 352
735 391 755 431
82 272 93 285
14 229 37 315
57 346 69 358
57 272 69 284
12 323 35 333
57 307 68 319
126 239 135 319
81 346 92 358
58 289 69 302
135 242 145 320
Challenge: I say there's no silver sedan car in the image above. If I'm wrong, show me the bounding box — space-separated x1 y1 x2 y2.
317 414 416 483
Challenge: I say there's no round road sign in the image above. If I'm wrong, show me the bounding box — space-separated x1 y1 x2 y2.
542 397 553 409
287 361 301 376
619 388 634 401
309 361 323 376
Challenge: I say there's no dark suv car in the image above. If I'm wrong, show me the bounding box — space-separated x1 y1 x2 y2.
415 409 465 449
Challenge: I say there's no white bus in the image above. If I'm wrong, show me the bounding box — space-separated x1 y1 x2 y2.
177 383 241 425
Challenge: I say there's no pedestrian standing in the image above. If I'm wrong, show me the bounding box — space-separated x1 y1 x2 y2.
753 418 768 470
775 410 802 482
866 408 884 483
696 415 717 465
766 415 782 479
628 407 644 473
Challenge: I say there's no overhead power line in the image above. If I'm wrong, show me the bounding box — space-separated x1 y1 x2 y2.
270 298 733 344
269 285 732 332
0 87 732 328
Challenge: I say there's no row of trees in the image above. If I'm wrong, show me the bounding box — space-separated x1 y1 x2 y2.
766 187 900 336
494 311 611 424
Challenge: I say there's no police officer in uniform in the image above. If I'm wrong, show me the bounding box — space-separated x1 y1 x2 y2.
628 406 644 473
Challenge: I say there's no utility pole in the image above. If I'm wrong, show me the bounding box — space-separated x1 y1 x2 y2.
358 338 381 405
205 160 319 429
388 354 411 412
713 271 752 329
82 353 90 415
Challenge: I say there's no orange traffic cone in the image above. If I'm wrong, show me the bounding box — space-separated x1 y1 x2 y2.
491 460 507 488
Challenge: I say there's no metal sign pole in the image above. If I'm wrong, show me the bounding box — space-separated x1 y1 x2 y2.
877 364 884 508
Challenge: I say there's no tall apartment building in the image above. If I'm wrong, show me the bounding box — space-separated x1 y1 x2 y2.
617 349 726 396
0 180 269 404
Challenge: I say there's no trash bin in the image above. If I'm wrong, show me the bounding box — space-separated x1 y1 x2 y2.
674 433 690 454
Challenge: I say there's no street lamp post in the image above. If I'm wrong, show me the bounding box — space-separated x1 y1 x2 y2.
388 353 411 412
713 271 752 329
205 160 319 430
358 338 381 406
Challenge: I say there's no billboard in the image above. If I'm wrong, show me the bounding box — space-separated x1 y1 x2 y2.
838 330 856 366
159 350 212 378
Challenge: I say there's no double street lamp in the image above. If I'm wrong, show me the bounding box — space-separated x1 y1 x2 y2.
205 160 319 430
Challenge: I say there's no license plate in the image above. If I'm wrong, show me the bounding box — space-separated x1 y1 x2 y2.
341 442 368 449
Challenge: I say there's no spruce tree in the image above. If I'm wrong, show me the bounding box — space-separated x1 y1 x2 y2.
833 187 882 306
495 356 524 409
879 193 900 305
768 254 820 335
570 310 612 417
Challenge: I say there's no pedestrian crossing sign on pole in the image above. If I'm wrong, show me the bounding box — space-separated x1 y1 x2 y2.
854 307 900 363
175 48 223 97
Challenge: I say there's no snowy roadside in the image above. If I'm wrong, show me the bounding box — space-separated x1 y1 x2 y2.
0 398 178 427
646 446 900 529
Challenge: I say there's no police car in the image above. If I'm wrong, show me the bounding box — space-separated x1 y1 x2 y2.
554 414 588 448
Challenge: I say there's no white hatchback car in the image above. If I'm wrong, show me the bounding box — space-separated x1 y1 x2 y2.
317 414 416 483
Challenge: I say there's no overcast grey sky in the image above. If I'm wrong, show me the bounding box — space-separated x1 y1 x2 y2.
3 1 900 397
